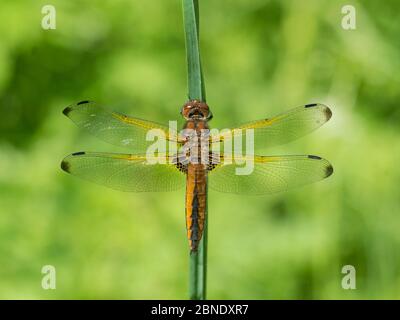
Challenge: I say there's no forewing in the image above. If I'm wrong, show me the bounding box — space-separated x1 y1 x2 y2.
212 104 332 152
63 101 180 152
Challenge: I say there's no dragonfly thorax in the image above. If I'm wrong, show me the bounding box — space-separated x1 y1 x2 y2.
179 127 212 166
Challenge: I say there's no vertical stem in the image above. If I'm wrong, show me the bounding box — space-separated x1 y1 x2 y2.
183 0 206 101
182 0 207 300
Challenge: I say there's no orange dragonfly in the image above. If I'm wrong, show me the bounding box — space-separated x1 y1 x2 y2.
61 100 333 252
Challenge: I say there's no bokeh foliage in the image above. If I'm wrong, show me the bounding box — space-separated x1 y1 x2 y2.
0 0 399 299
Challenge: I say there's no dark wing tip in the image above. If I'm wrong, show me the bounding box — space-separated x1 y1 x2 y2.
72 151 86 156
61 160 71 173
308 155 333 177
63 106 72 116
324 106 333 121
325 164 334 177
305 103 318 108
305 103 332 121
77 100 90 105
61 152 86 172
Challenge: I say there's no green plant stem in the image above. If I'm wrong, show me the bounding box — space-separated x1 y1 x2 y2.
183 0 206 101
182 0 207 300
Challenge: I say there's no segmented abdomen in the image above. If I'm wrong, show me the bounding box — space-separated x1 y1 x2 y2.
185 163 207 252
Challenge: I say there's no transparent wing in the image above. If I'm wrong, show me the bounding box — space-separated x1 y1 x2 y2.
63 101 181 152
61 152 185 192
208 154 333 195
211 104 332 152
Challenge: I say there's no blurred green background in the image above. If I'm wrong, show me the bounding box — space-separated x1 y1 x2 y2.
0 0 400 299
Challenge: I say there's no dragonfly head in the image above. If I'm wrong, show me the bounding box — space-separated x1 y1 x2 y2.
181 100 213 121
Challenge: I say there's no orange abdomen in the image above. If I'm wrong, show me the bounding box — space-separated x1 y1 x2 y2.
185 163 207 252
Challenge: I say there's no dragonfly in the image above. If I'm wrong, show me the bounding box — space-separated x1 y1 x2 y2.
61 100 333 252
